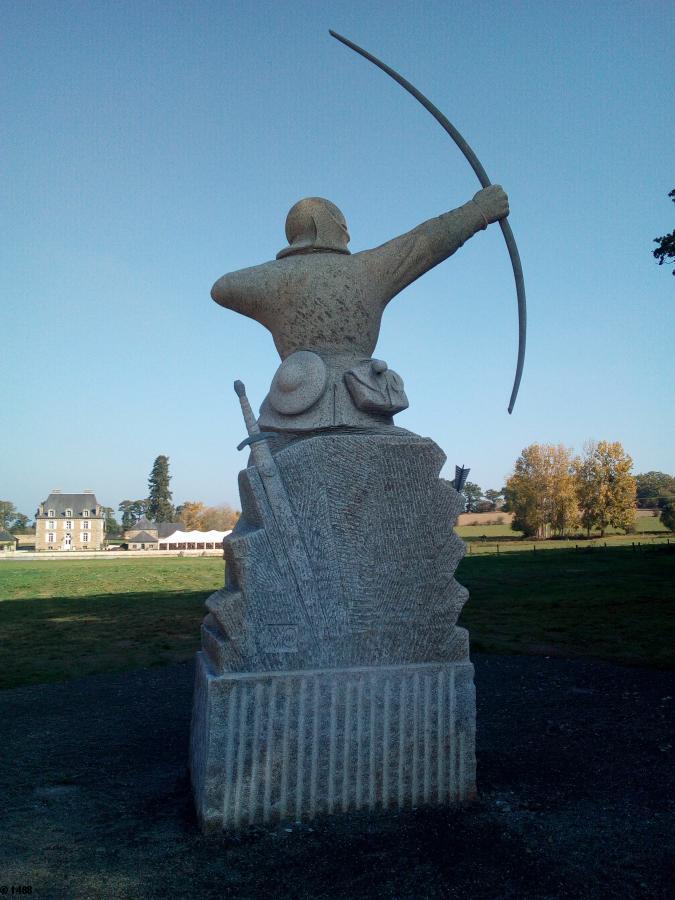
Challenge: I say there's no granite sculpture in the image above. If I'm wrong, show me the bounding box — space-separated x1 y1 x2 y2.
189 17 525 839
190 183 509 831
209 189 506 433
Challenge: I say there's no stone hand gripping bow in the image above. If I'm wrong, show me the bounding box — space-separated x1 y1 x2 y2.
330 30 527 413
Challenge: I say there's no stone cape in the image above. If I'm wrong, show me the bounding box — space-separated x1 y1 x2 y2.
190 429 477 831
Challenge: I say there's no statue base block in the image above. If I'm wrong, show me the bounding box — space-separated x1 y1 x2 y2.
190 648 476 832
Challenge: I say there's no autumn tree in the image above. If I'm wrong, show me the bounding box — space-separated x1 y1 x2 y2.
175 501 207 530
460 482 483 513
199 504 239 531
147 455 174 523
176 501 239 531
573 441 636 537
505 444 579 539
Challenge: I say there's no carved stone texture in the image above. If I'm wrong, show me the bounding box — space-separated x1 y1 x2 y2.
258 352 409 433
190 654 476 832
203 431 468 674
211 194 499 363
211 192 506 432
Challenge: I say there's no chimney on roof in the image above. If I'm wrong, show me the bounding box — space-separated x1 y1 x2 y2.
52 489 62 493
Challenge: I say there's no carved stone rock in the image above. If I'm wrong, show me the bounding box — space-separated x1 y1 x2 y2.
191 656 476 832
192 187 508 830
205 431 467 672
190 430 476 830
211 192 504 433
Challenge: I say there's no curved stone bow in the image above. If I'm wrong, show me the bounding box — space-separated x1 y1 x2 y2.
330 30 526 414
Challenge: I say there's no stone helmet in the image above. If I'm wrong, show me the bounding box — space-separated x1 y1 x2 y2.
276 198 351 259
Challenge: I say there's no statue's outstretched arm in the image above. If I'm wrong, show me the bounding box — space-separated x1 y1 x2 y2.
211 262 277 324
361 185 508 304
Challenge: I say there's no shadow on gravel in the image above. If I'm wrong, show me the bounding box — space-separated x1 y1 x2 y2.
0 655 673 898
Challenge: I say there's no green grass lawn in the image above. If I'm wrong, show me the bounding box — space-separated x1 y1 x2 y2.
0 547 672 689
0 558 223 689
457 545 674 667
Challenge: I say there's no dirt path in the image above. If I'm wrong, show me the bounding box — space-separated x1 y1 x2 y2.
1 655 673 899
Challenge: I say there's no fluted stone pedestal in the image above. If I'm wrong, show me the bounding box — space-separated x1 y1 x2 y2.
190 647 476 831
190 430 477 831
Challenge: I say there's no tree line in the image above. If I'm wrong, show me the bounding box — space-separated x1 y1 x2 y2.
2 450 673 539
116 455 239 535
458 483 505 514
461 442 675 539
0 454 240 538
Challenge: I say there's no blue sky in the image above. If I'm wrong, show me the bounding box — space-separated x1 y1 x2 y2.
2 0 673 518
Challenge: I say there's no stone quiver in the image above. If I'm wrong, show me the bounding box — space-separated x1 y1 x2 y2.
190 430 476 831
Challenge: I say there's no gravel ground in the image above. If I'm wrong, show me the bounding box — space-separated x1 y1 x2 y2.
1 654 673 899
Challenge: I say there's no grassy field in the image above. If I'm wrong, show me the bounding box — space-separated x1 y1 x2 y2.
458 545 674 667
456 516 669 540
0 546 673 689
0 558 222 689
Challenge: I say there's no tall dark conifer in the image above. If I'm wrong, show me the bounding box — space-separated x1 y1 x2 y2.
147 455 174 523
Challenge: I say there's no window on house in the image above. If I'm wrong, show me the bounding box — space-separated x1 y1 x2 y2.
48 520 55 530
82 521 90 530
48 533 55 543
65 508 72 517
82 533 89 543
66 520 72 530
83 510 89 518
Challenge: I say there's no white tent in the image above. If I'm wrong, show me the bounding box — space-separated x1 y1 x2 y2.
158 529 231 549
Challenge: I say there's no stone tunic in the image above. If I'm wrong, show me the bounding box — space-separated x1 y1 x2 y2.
211 200 488 361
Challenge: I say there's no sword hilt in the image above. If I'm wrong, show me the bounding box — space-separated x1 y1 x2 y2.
234 380 260 436
233 380 275 476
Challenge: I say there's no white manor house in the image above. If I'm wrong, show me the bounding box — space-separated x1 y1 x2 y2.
35 490 105 551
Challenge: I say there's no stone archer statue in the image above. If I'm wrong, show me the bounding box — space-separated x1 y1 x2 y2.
211 186 508 431
191 29 527 831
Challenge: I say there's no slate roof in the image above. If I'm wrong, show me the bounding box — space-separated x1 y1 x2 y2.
126 519 182 539
129 531 158 543
133 516 153 530
0 528 17 544
39 493 101 517
157 522 183 538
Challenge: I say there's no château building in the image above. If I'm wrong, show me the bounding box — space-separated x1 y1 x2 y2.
35 490 105 551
